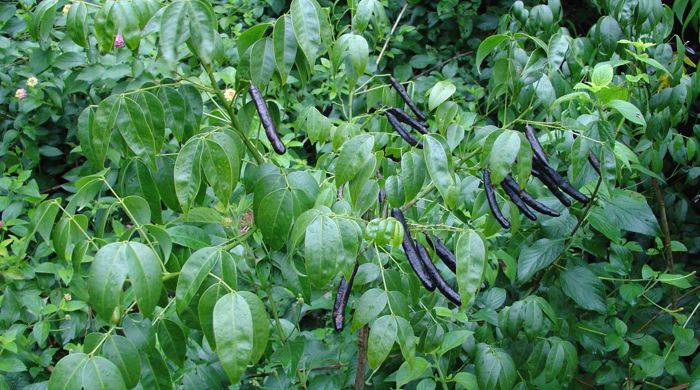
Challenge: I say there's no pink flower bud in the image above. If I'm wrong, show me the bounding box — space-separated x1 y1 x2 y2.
114 34 125 49
15 88 27 100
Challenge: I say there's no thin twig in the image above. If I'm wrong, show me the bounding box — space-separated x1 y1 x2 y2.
375 3 408 66
651 178 677 308
354 325 369 390
416 50 474 77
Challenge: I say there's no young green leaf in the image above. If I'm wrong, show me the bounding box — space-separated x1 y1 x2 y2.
214 293 254 384
455 231 486 308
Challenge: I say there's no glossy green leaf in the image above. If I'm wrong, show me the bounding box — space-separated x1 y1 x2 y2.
368 315 397 369
607 99 646 127
81 356 127 390
456 231 486 308
123 242 162 318
66 2 88 48
159 1 189 66
428 80 456 111
291 0 321 64
304 214 341 287
176 247 221 313
476 34 509 72
335 134 374 185
423 134 455 203
237 291 270 363
488 130 520 184
47 353 88 390
475 343 517 390
214 293 254 384
198 283 229 349
88 243 129 322
157 319 187 367
517 238 564 284
273 15 298 84
174 138 202 213
187 0 219 64
250 37 276 89
560 266 607 313
101 335 141 389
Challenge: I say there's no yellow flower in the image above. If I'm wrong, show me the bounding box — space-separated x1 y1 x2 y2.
27 77 38 87
62 4 71 14
224 88 236 102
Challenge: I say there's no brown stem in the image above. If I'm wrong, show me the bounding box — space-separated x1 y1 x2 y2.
354 325 369 390
651 178 677 308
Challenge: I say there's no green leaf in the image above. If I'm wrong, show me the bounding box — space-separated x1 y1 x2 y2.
157 319 187 367
475 343 517 390
88 243 129 322
187 0 219 65
476 34 509 72
198 283 228 349
157 88 187 144
101 335 140 389
367 315 397 369
118 97 157 166
396 357 431 387
214 293 254 384
488 130 520 184
250 37 276 90
66 2 88 48
167 225 211 249
428 80 456 111
658 273 693 289
352 288 387 329
121 195 151 226
335 134 374 185
29 0 58 44
81 356 127 390
141 350 173 390
201 135 239 203
517 238 564 283
92 96 121 168
122 242 162 318
31 200 60 243
273 16 297 84
591 64 614 87
176 247 221 313
400 151 427 203
305 214 341 287
456 231 486 308
353 0 374 33
605 190 660 236
423 134 455 203
114 0 140 51
560 266 606 313
48 353 88 390
174 138 202 213
237 291 270 363
291 0 322 64
159 1 189 67
607 99 646 127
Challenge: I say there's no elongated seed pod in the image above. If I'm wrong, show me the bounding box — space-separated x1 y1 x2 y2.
389 76 427 122
483 168 511 229
385 111 421 148
525 124 549 164
388 107 429 135
249 83 286 154
534 156 589 203
416 243 461 305
501 180 537 221
391 208 435 291
531 164 572 207
588 152 601 174
424 234 456 273
502 176 560 217
332 261 360 332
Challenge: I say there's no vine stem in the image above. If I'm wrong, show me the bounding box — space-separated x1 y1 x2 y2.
375 2 408 66
201 62 265 165
651 178 677 308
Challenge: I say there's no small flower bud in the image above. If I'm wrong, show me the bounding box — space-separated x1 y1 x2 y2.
64 293 72 301
222 217 233 227
15 88 27 100
27 77 38 88
114 34 125 49
62 4 71 14
224 88 236 102
64 314 71 320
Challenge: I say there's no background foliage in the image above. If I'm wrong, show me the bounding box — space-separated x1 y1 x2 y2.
1 0 700 388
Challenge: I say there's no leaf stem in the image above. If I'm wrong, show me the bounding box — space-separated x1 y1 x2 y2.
201 62 265 164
